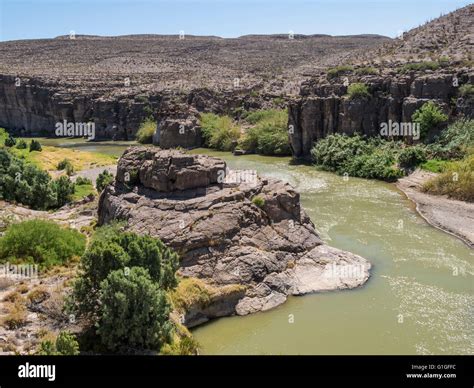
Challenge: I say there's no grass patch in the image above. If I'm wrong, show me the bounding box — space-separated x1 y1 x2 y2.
422 154 474 202
170 277 212 313
355 67 378 76
136 118 156 144
421 159 449 173
7 144 116 172
399 61 440 73
72 183 95 201
327 65 353 79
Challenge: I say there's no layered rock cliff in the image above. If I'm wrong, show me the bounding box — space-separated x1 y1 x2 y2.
288 69 474 159
98 147 371 326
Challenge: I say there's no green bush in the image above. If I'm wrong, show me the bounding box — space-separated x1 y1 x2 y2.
29 139 42 152
400 61 440 73
310 134 402 181
53 175 75 207
238 109 291 156
38 331 80 355
75 176 92 186
5 136 16 147
347 83 370 100
70 225 179 319
426 119 474 159
251 196 265 208
421 159 449 173
136 119 156 144
327 65 353 79
16 139 27 149
200 113 240 151
412 101 448 139
397 146 427 170
0 149 62 210
458 84 474 99
97 267 173 351
0 219 86 267
57 159 74 176
96 170 114 192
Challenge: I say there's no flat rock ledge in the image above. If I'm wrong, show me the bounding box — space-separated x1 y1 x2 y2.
98 147 371 327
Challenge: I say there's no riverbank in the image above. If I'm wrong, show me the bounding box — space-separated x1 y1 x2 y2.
396 169 474 248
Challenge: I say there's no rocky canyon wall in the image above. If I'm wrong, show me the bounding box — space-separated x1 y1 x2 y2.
288 70 474 160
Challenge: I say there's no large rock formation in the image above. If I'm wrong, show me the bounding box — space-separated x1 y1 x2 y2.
98 147 371 326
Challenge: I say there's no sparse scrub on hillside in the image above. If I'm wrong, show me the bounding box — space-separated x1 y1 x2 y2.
347 83 371 100
327 65 353 79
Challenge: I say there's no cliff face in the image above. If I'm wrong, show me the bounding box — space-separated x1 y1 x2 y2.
288 70 474 160
0 74 154 139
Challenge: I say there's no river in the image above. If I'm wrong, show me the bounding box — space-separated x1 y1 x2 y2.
38 139 473 355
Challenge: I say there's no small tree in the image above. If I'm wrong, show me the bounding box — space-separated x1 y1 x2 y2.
96 170 114 192
38 331 80 355
53 175 75 207
97 267 173 351
29 139 42 152
57 159 74 176
412 101 448 139
5 136 16 147
16 139 27 149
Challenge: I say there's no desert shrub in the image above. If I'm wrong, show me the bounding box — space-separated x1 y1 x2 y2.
2 302 27 330
238 109 291 156
38 331 80 355
75 176 92 186
347 83 370 100
27 287 50 304
57 159 74 176
426 119 474 159
70 225 178 318
170 277 211 313
136 118 156 144
0 219 86 267
422 154 474 202
400 61 440 73
327 65 353 79
398 146 427 170
412 101 448 139
53 175 75 207
97 267 173 351
161 335 199 355
0 149 66 209
16 139 27 149
4 136 16 147
96 170 114 192
459 84 474 100
355 67 378 75
200 113 240 151
251 196 265 208
311 134 402 181
29 139 42 152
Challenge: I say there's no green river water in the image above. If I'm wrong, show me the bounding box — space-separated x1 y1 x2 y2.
40 140 473 355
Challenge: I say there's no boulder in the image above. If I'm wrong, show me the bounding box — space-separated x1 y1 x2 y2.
99 147 371 322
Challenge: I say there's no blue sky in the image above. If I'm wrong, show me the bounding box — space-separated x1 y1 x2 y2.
0 0 471 41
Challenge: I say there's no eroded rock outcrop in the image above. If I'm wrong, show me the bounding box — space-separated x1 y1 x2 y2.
289 69 474 159
98 147 371 326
